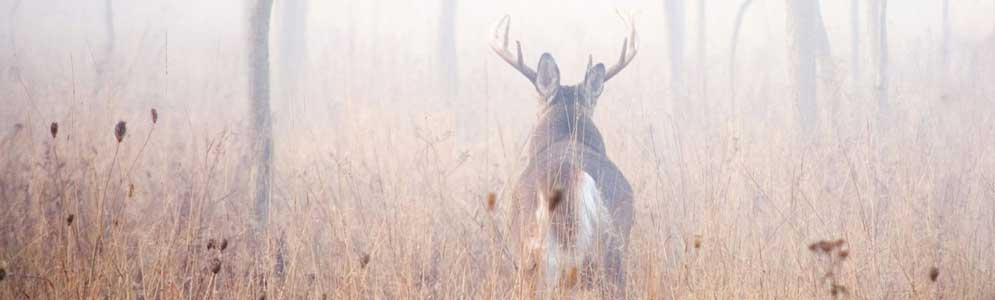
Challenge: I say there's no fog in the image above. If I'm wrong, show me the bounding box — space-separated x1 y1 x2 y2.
5 1 992 126
2 0 994 298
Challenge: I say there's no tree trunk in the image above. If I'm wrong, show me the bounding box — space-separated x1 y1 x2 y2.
877 0 889 118
97 0 114 75
249 0 274 233
5 0 20 81
729 0 754 113
439 0 458 101
663 0 686 109
275 0 307 128
851 0 860 81
696 0 707 109
785 0 831 133
941 0 950 72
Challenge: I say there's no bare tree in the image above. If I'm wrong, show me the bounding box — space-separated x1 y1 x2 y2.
248 0 274 233
97 0 115 76
4 0 20 81
785 0 831 133
663 0 686 105
275 0 307 128
941 0 950 84
439 0 458 100
850 0 860 81
696 0 707 105
942 0 950 67
729 0 754 111
869 0 890 118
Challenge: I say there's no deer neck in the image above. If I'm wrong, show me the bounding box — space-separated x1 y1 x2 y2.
528 101 606 157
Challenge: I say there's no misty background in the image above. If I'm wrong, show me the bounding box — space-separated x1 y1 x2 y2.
1 0 995 298
3 0 993 139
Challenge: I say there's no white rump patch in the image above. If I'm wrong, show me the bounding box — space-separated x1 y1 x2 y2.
536 171 611 293
576 172 610 257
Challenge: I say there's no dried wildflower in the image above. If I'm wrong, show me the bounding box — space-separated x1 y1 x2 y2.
807 242 821 252
486 193 496 211
561 267 579 288
547 189 564 211
219 239 228 251
114 121 126 143
830 284 847 297
809 239 846 253
209 258 222 274
151 108 158 124
809 238 849 297
50 122 58 139
929 267 939 282
66 214 75 226
359 253 371 269
207 239 217 250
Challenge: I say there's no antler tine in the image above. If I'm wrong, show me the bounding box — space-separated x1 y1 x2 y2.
501 15 510 49
605 11 638 82
490 15 537 83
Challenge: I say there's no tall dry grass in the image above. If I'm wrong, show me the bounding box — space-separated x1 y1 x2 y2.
3 80 994 299
2 14 995 300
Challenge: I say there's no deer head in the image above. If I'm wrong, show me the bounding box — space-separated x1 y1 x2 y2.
490 13 638 119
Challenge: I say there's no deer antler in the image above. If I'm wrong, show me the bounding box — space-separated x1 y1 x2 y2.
490 15 538 83
604 10 639 82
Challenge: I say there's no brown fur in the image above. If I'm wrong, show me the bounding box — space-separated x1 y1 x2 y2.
511 84 634 297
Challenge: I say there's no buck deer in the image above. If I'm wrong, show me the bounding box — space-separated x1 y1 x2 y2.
491 14 637 299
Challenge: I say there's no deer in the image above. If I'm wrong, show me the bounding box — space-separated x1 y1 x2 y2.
490 14 638 299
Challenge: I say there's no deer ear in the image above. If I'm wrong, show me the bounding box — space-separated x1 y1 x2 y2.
535 53 560 98
583 63 606 99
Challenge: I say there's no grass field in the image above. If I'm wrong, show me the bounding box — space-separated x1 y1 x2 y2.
2 2 995 299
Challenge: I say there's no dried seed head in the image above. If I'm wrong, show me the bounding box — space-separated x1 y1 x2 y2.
128 183 135 198
820 242 835 253
66 214 75 226
561 267 579 288
809 239 846 253
359 253 370 269
50 122 58 139
693 235 702 250
808 241 821 252
219 239 228 251
830 284 847 297
114 121 126 143
151 108 158 124
209 258 222 274
207 239 217 250
929 267 939 282
486 193 496 212
547 189 564 211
